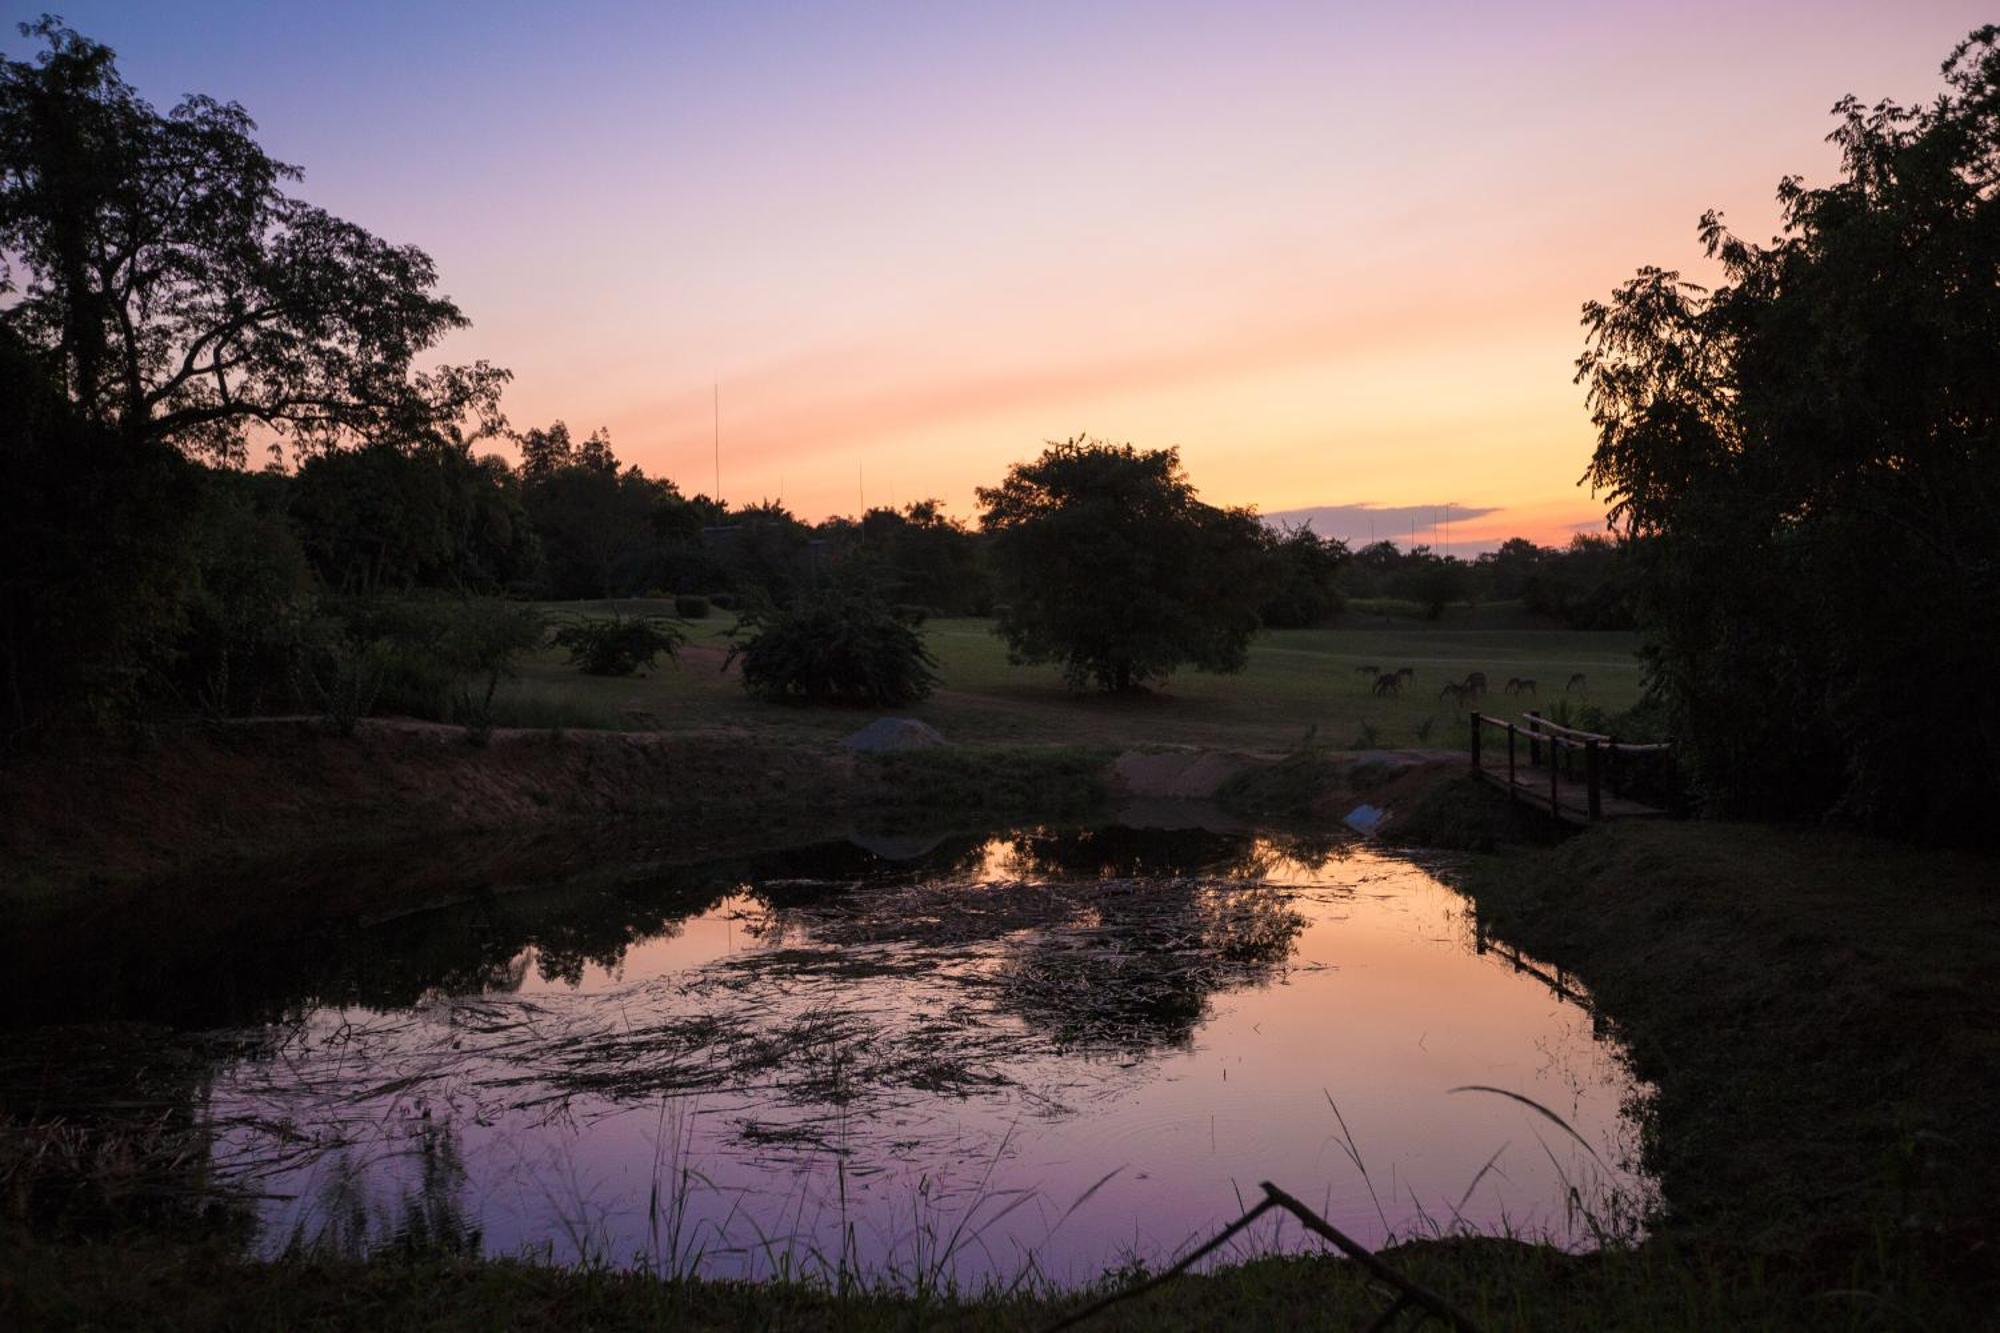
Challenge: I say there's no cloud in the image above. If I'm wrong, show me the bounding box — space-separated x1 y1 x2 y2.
1262 502 1503 545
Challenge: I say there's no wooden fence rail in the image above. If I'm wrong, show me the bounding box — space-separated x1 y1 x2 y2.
1468 709 1673 824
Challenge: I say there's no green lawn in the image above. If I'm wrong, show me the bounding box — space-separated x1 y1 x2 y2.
498 601 1644 752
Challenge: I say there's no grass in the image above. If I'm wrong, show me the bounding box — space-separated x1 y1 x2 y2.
1445 819 2000 1251
4 1218 1988 1330
498 602 1643 753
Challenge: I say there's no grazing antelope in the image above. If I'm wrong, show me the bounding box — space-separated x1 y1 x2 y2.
1566 672 1588 693
1463 671 1488 698
1439 681 1468 705
1395 666 1415 684
1372 672 1402 697
1505 677 1537 696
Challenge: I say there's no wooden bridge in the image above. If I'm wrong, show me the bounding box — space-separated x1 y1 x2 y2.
1469 710 1674 824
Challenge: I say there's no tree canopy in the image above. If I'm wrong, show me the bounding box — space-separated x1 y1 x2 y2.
978 438 1272 692
1578 26 2000 839
0 18 502 462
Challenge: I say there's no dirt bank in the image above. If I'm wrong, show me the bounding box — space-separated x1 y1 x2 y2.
0 719 852 901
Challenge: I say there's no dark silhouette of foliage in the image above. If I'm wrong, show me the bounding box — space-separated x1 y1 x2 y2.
515 421 715 598
1578 27 2000 839
978 438 1274 692
292 443 538 594
308 595 545 730
551 614 684 677
0 19 505 463
0 325 202 737
727 584 938 706
1257 524 1349 628
851 500 993 616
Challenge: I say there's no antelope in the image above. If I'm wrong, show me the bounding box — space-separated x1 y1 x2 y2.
1372 672 1402 697
1464 671 1488 698
1395 666 1415 684
1566 673 1588 693
1439 681 1469 705
1505 677 1537 696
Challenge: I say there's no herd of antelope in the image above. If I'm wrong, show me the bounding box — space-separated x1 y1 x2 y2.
1357 663 1588 705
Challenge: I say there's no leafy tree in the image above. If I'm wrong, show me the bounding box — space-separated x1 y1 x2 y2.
1474 537 1549 602
1384 546 1468 619
1578 27 2000 838
978 438 1273 692
0 19 503 462
1519 534 1638 630
727 583 938 706
849 500 992 616
1257 524 1348 627
720 500 820 605
176 468 317 717
292 443 537 593
516 422 695 598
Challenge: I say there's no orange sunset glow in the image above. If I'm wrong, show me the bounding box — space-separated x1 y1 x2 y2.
60 0 1992 548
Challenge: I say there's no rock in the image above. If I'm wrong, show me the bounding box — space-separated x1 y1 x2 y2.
841 718 949 752
1343 803 1387 835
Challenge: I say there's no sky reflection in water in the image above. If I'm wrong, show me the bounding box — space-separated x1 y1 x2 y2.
203 829 1652 1286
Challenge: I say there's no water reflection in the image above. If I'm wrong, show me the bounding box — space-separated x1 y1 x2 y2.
2 826 1656 1283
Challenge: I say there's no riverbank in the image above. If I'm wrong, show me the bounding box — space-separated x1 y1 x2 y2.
1446 813 2000 1253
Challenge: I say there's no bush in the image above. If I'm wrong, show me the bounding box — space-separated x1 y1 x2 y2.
708 593 739 611
728 586 938 706
552 614 685 676
674 594 711 619
306 596 545 736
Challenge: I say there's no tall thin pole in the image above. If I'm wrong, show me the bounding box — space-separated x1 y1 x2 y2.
712 381 720 504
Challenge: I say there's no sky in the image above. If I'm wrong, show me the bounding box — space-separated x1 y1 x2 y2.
21 1 1995 550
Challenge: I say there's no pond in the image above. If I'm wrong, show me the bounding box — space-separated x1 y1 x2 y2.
2 824 1654 1289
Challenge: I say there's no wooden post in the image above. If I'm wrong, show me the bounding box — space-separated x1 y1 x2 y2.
1527 711 1542 767
1469 712 1481 771
1607 734 1619 798
1507 722 1517 796
1586 738 1602 820
1550 738 1561 815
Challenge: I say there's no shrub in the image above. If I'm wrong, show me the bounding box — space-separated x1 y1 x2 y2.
306 596 545 736
728 586 938 705
708 593 739 611
552 614 685 676
674 594 711 619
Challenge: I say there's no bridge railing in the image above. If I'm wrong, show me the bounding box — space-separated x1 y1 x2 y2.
1468 709 1673 821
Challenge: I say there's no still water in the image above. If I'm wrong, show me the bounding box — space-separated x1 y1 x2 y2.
15 826 1654 1287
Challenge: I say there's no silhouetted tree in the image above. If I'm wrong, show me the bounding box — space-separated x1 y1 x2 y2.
978 437 1274 692
848 499 992 615
0 19 504 462
1579 26 2000 838
1257 524 1349 627
292 444 537 593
